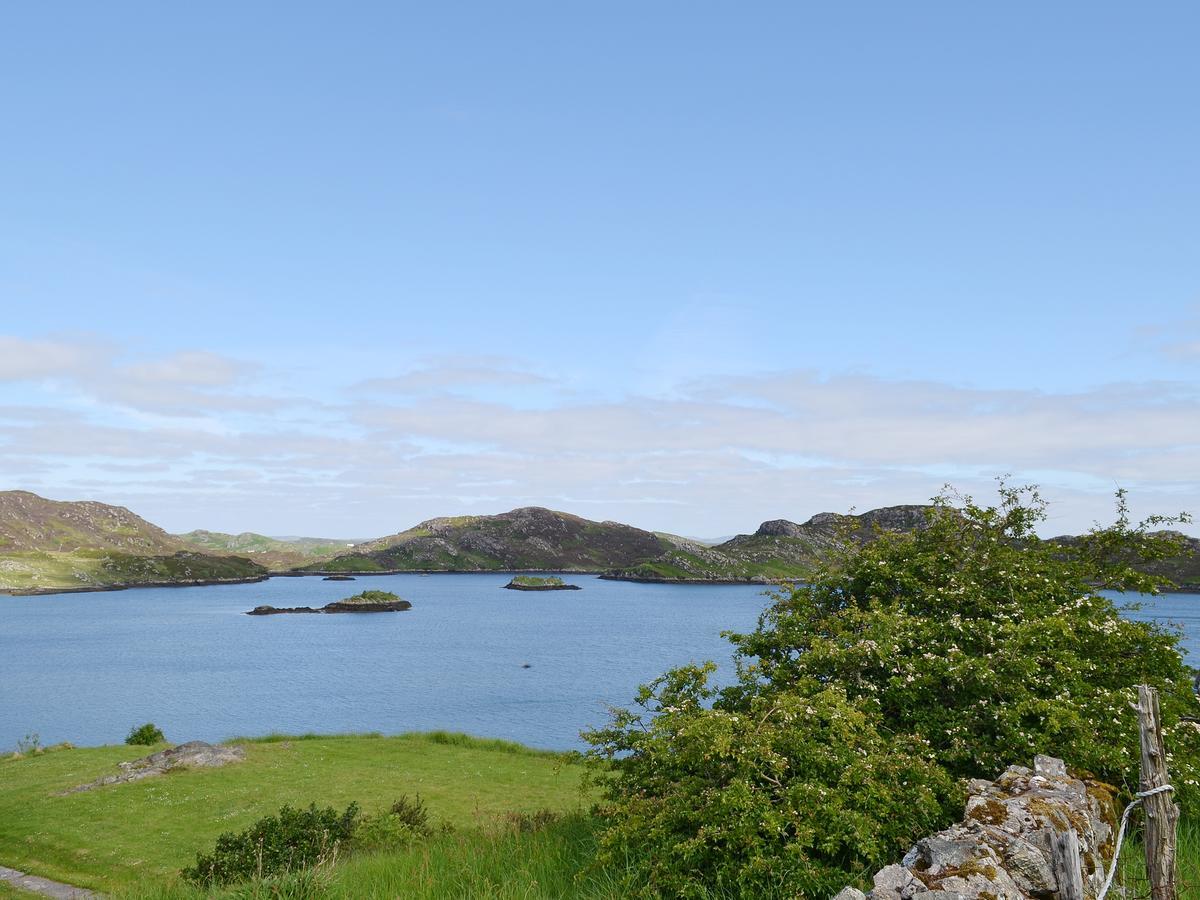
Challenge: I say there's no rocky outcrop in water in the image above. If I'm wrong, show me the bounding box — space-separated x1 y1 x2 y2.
248 596 412 615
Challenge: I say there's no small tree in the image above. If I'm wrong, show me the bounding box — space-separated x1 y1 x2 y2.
125 723 165 746
585 485 1199 897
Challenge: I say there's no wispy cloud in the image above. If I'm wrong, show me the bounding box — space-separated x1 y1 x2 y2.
0 334 1196 537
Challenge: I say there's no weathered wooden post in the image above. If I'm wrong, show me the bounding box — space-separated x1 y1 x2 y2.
1051 829 1085 900
1138 684 1179 900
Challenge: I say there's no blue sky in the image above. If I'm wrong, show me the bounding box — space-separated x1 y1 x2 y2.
1 3 1197 537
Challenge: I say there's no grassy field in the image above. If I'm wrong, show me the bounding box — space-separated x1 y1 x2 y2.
4 733 1197 899
0 733 589 895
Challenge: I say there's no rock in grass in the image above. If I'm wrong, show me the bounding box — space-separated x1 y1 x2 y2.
62 741 245 794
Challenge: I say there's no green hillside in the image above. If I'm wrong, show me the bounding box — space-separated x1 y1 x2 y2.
0 492 266 593
175 530 355 570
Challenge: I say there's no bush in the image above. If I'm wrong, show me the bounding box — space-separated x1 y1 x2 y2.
587 678 960 897
125 723 165 746
387 794 431 833
352 795 434 853
585 484 1200 897
182 802 359 886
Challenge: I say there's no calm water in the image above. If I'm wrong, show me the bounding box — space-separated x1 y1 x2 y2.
0 577 1194 753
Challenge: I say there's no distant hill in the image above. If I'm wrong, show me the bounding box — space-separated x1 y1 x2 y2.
0 490 183 555
616 506 936 582
311 503 1199 589
306 505 938 582
175 530 356 570
1049 529 1200 592
0 491 266 593
1140 532 1200 590
4 490 1194 593
309 507 668 573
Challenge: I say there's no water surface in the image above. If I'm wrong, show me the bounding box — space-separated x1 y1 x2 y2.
0 574 771 751
1 577 1193 752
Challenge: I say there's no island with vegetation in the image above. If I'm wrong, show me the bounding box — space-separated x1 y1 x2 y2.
503 575 581 591
247 590 412 616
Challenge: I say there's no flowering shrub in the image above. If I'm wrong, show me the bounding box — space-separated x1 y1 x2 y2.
585 485 1199 897
586 677 959 897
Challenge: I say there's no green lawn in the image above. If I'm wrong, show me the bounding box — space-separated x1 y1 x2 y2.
0 733 589 894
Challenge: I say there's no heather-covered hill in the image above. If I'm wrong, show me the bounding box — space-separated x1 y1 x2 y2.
310 507 668 573
0 491 266 594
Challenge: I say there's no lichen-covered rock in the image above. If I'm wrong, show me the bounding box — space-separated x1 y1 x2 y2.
61 741 245 794
844 756 1117 900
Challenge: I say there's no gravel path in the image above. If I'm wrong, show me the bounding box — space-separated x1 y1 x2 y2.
0 866 103 899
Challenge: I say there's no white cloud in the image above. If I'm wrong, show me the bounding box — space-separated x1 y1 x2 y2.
1 335 1197 537
0 336 110 381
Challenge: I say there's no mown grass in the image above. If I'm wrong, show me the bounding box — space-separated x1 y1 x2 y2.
0 733 588 893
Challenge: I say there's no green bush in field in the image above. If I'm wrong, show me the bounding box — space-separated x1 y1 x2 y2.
125 723 165 746
182 802 359 886
352 795 435 853
585 484 1200 898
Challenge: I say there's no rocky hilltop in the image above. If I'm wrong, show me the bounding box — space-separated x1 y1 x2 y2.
0 490 183 555
310 507 667 574
309 505 941 584
614 507 937 582
0 491 267 594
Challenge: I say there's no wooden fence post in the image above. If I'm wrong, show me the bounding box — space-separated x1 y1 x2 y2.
1138 684 1179 900
1052 829 1085 900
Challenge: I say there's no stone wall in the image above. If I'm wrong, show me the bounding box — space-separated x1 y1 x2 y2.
836 755 1119 900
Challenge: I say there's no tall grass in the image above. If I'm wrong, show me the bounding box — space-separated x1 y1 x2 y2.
1118 816 1200 900
116 814 629 900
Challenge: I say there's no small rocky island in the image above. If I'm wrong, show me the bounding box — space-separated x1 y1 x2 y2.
247 589 412 615
322 574 356 581
503 575 581 591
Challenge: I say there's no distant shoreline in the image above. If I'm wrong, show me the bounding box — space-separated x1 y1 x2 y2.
4 570 1195 597
3 575 270 596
